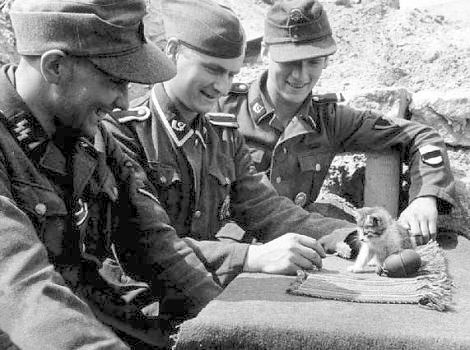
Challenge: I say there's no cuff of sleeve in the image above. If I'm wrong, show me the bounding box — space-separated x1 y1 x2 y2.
409 185 456 212
217 243 250 287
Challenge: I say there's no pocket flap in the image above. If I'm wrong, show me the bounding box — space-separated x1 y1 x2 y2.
209 167 232 186
12 180 68 217
148 162 181 186
298 154 317 172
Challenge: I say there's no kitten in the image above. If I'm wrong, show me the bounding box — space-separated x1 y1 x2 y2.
347 206 415 273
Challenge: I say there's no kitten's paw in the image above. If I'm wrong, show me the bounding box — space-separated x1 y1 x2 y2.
347 265 365 273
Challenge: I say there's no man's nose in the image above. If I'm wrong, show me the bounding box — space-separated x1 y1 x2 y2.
213 73 232 96
291 61 309 80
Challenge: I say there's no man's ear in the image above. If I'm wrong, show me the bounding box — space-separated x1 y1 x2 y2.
39 50 69 84
165 38 180 62
260 42 270 65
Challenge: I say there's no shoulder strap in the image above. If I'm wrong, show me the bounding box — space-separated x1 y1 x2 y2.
312 92 345 104
206 112 239 128
229 82 249 95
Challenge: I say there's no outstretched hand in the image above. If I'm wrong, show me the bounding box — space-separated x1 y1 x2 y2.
243 233 326 275
398 196 438 245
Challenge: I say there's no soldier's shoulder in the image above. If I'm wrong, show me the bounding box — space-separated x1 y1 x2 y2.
219 82 250 112
312 92 345 104
111 94 151 124
206 112 239 128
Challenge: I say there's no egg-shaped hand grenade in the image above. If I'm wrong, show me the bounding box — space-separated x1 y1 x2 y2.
379 249 422 277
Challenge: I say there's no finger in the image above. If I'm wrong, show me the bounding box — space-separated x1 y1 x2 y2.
291 253 320 270
297 235 326 258
407 217 421 237
428 219 437 241
295 245 323 269
397 216 410 230
292 252 322 269
419 219 431 244
412 234 424 246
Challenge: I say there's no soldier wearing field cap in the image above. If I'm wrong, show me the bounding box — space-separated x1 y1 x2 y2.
104 0 358 312
217 0 455 250
0 0 224 349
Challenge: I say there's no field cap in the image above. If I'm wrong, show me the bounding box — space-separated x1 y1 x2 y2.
264 0 337 62
162 0 245 59
10 0 176 84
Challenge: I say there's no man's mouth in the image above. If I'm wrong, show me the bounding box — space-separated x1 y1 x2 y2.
201 90 218 101
286 81 310 89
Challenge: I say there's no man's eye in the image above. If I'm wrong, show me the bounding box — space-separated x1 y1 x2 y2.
308 58 324 65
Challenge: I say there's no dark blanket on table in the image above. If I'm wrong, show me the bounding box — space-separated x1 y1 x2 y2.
175 234 470 350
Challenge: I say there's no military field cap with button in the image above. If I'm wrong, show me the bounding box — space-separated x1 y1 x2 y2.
9 0 176 84
264 0 337 62
161 0 245 59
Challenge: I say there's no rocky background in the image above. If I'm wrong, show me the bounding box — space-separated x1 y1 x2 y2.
1 0 468 238
222 0 470 239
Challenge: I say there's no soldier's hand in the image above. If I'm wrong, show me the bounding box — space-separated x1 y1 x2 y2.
398 196 438 245
243 233 326 275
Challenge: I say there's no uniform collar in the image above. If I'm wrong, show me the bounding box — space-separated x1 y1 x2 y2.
247 71 278 127
151 84 206 148
0 65 100 186
247 70 319 133
0 65 49 153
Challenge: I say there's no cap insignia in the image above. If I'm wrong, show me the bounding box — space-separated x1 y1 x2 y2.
288 9 310 26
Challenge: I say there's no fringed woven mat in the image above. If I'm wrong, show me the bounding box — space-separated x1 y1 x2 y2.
288 241 453 311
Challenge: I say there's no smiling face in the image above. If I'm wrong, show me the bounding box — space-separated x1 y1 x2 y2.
266 55 327 105
54 56 129 138
166 43 244 114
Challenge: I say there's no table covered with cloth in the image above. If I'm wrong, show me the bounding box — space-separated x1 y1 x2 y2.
174 234 470 350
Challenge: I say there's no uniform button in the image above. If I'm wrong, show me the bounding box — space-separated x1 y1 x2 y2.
283 148 287 154
195 138 199 146
275 176 282 184
35 203 47 216
160 175 167 184
137 107 147 116
238 84 247 90
315 164 321 172
194 210 202 219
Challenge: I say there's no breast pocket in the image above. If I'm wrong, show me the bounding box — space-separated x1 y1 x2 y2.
296 153 332 204
11 180 68 258
208 155 235 223
147 162 182 219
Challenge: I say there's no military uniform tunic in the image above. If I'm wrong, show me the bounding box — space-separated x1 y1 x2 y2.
0 65 221 350
103 84 356 288
217 71 455 211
